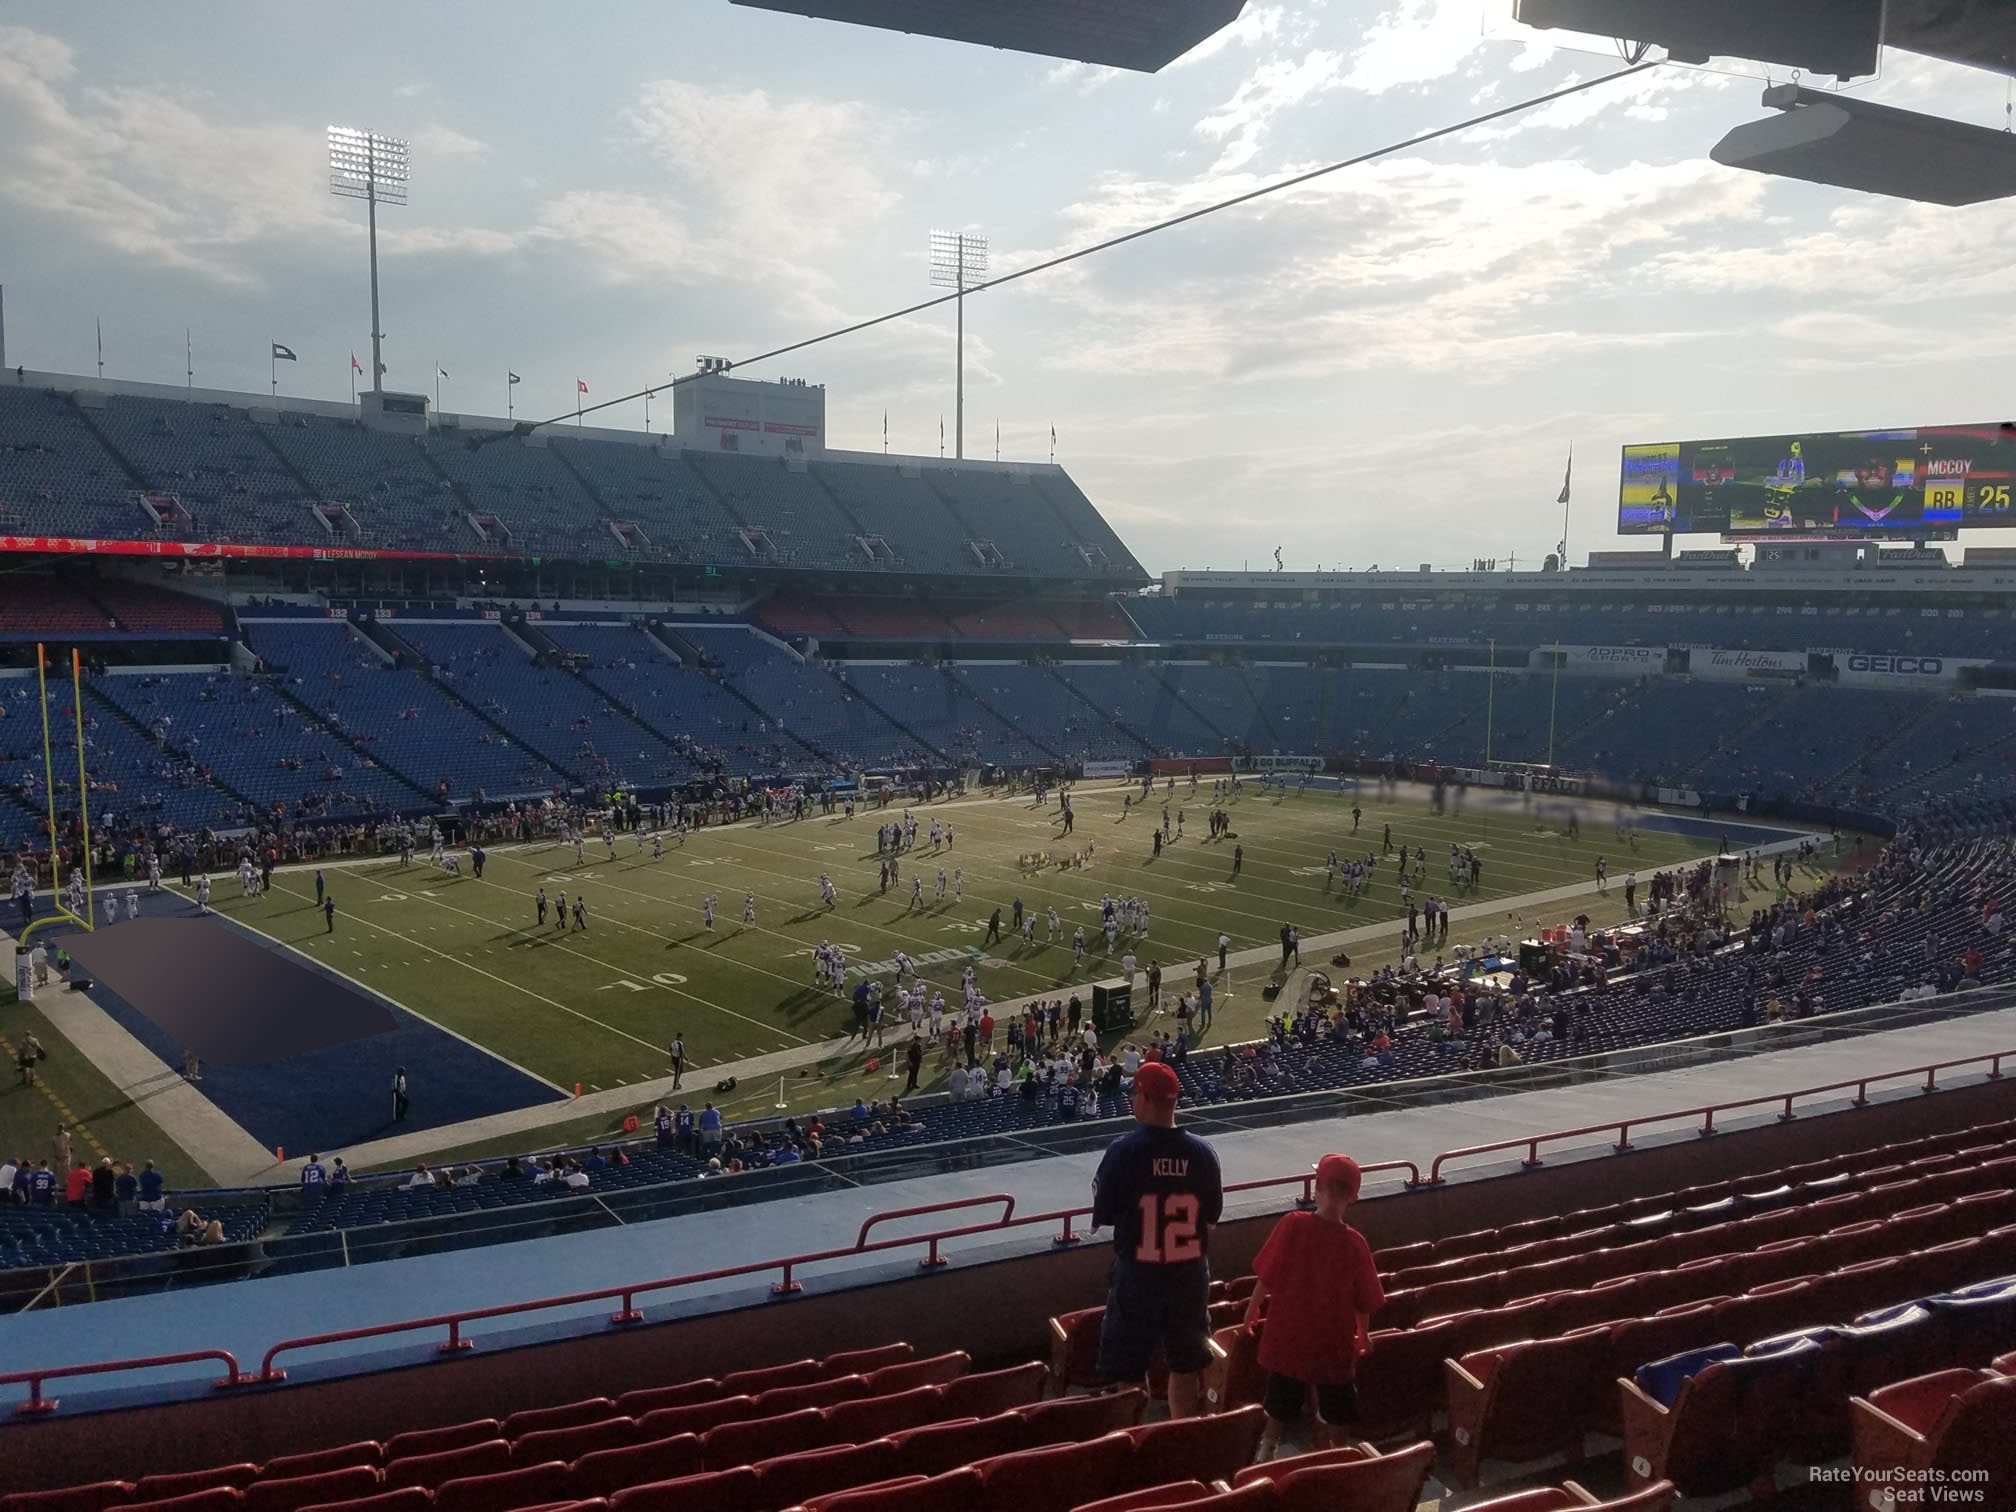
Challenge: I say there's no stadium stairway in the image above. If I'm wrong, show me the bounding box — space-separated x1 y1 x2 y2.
1039 664 1155 755
1675 685 1800 783
62 393 154 500
941 666 1066 764
258 674 441 807
80 681 261 818
641 624 841 771
813 664 952 768
1143 666 1240 753
362 621 586 786
1814 692 1950 799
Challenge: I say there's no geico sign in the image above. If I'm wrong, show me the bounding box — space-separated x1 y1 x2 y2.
1846 655 1944 675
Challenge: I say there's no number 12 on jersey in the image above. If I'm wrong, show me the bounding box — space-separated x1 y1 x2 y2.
1134 1192 1202 1263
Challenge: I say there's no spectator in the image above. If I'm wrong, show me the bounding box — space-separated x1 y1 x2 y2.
90 1157 117 1210
115 1161 139 1211
404 1163 433 1189
0 1154 16 1203
65 1160 92 1206
136 1160 166 1211
1244 1153 1385 1461
29 1160 57 1205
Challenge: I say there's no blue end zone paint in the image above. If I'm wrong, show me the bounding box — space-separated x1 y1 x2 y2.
28 890 565 1156
1633 812 1811 847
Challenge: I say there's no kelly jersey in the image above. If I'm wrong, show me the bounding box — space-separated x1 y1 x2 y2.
1092 1125 1223 1273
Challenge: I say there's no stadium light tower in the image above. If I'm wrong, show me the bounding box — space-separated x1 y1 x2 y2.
329 126 409 395
929 230 988 462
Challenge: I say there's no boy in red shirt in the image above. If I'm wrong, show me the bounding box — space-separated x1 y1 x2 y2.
1242 1152 1386 1460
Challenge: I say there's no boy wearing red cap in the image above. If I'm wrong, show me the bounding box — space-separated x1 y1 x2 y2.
1243 1152 1385 1459
1091 1059 1224 1417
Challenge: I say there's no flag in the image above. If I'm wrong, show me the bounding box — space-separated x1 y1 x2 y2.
437 365 450 380
508 372 522 385
1557 449 1573 505
350 354 363 374
1051 426 1057 446
272 343 297 362
577 378 589 395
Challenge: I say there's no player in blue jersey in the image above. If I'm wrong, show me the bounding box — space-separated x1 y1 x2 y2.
1090 1060 1224 1416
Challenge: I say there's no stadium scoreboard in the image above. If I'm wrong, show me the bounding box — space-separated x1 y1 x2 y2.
1618 423 2014 539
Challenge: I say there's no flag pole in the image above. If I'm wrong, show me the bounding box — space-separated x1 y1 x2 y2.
186 329 193 395
271 344 276 396
1548 634 1563 767
508 374 513 421
97 317 104 380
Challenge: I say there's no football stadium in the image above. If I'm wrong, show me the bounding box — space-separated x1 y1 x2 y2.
4 3 2016 1508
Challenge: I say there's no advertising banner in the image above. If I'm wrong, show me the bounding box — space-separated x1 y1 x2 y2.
1150 756 1234 776
1836 655 1984 689
1542 645 1664 671
0 535 516 563
1695 648 1808 681
1080 760 1134 778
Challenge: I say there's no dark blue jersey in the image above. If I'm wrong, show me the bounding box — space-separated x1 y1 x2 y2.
1092 1125 1223 1270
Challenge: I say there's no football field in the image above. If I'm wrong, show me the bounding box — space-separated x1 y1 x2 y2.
198 780 1730 1103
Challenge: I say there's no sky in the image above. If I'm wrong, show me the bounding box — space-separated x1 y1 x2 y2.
3 1 2015 576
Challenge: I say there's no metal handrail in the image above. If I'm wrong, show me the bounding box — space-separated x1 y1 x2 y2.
1424 1049 2009 1184
0 1350 245 1417
5 1046 2006 1416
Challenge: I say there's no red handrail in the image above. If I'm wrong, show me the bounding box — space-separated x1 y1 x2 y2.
1426 1050 2009 1184
6 1048 2004 1415
0 1350 245 1417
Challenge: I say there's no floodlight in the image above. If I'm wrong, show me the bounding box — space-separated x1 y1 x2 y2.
929 231 989 461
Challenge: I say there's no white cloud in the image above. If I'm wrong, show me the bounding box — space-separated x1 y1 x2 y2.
1167 4 1288 69
413 123 486 158
1195 51 1348 173
1043 60 1121 95
1343 0 1489 94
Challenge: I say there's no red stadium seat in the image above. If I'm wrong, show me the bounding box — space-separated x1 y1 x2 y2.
1121 1405 1265 1485
1200 1324 1266 1415
937 1363 1046 1420
890 1416 1025 1479
1711 1277 1824 1344
1354 1316 1464 1440
1071 1483 1214 1512
614 1382 719 1418
1458 1484 1677 1511
109 1493 244 1512
1 1486 137 1512
568 1436 706 1500
754 1375 868 1416
804 1467 982 1512
1619 1338 1822 1496
1237 1440 1436 1512
821 1385 946 1443
974 1434 1133 1512
291 1494 430 1512
242 1471 382 1512
821 1344 914 1378
1017 1389 1145 1447
433 1463 570 1512
509 1419 639 1467
1445 1327 1613 1486
865 1353 969 1394
795 1479 925 1512
1853 1371 2016 1500
702 1407 830 1469
607 1467 761 1512
383 1442 511 1493
502 1401 616 1441
720 1361 821 1397
752 1441 898 1507
1047 1308 1106 1394
383 1424 501 1464
1229 1445 1373 1485
132 1472 258 1504
259 1448 382 1483
632 1397 756 1442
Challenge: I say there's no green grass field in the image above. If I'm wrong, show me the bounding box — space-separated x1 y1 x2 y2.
2 782 1743 1180
210 783 1720 1083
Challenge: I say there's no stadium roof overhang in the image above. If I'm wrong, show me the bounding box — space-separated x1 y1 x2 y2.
728 0 1248 71
1515 0 2016 203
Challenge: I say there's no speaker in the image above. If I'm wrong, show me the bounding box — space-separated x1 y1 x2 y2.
1518 941 1552 975
1092 980 1134 1034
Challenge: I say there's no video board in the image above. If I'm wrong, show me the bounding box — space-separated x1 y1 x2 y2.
1618 423 2014 537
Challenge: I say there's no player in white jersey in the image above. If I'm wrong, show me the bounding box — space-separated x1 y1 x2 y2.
742 891 756 924
1073 926 1086 963
935 866 947 899
908 993 925 1035
701 893 716 929
125 889 140 921
893 950 915 980
929 820 942 850
1047 905 1061 941
820 873 836 908
929 993 946 1038
1104 916 1118 953
103 892 120 927
652 832 663 860
952 868 962 901
147 854 162 892
603 829 617 860
573 835 586 866
1021 910 1037 944
911 876 924 908
195 875 212 913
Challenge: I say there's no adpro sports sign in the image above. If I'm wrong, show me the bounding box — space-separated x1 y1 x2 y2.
1537 645 1663 672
